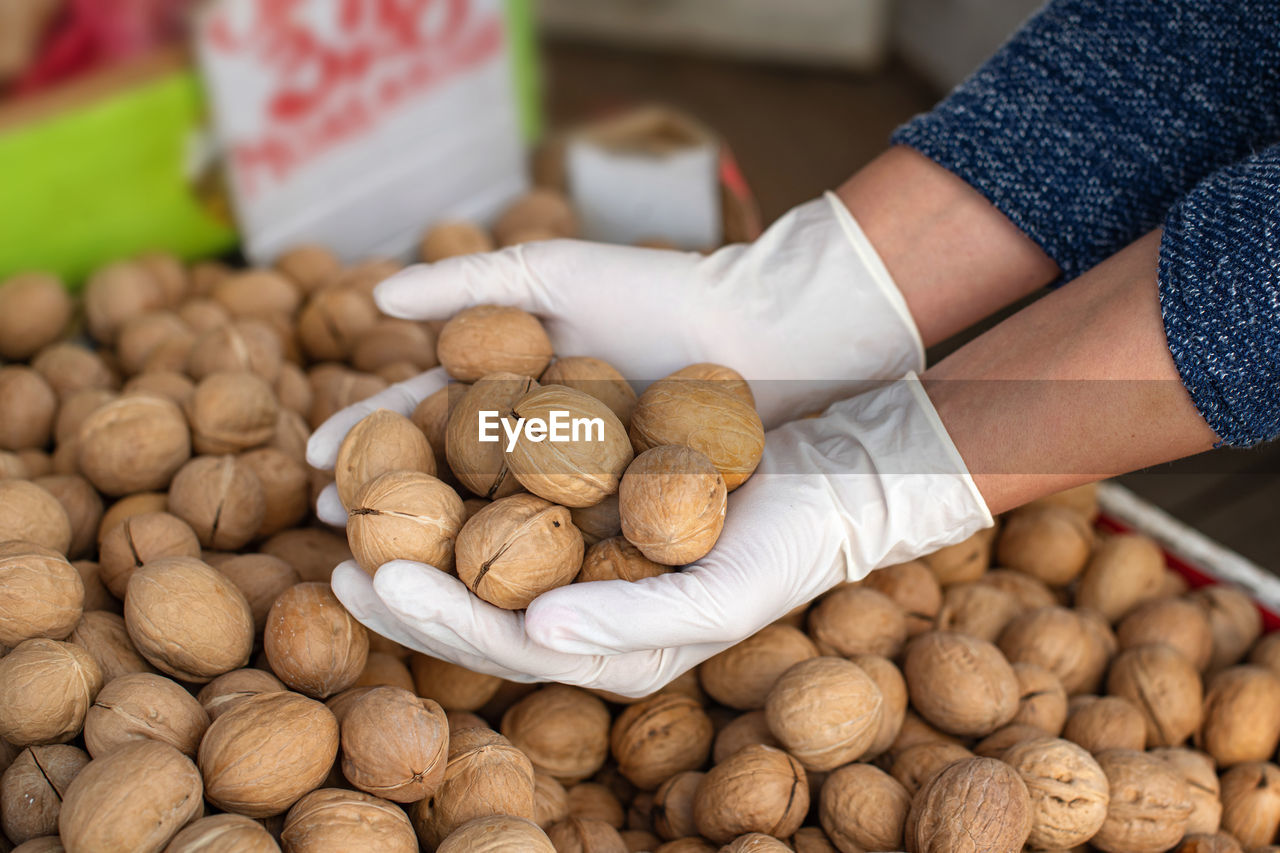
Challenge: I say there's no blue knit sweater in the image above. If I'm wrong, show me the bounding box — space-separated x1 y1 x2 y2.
892 0 1280 447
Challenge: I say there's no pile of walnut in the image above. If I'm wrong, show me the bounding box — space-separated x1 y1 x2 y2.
2 190 1280 853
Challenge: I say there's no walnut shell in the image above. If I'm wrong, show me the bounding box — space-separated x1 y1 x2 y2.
59 741 202 853
237 447 309 538
298 287 380 361
116 310 191 375
1002 736 1109 848
1152 747 1222 835
1076 533 1166 622
211 269 300 318
0 367 57 451
711 712 779 765
275 244 342 291
540 356 638 427
339 686 448 802
534 772 571 829
420 221 495 262
307 367 387 429
0 542 83 646
995 505 1093 586
411 385 458 476
628 379 763 491
699 625 818 711
1193 585 1263 672
998 606 1111 694
33 474 102 560
0 273 72 360
919 526 996 585
187 318 284 382
493 189 578 244
456 494 584 609
264 582 368 698
577 536 671 584
196 668 287 721
888 710 966 761
0 744 89 844
84 672 209 758
55 388 116 448
335 409 436 510
790 827 839 853
98 511 201 598
610 694 713 790
410 654 503 711
809 586 908 658
1249 632 1280 678
0 639 102 746
125 557 254 683
163 813 280 853
904 631 1019 737
1217 761 1280 848
0 481 71 556
890 742 974 795
214 553 300 633
505 385 634 507
972 722 1049 759
718 830 791 853
566 782 624 828
764 657 882 771
281 788 417 853
618 445 726 565
261 528 353 583
1106 643 1203 747
67 610 152 684
1196 664 1280 766
186 371 279 455
935 581 1021 643
570 495 622 547
352 317 438 372
818 763 910 853
97 491 168 544
77 394 191 496
653 770 704 840
446 373 539 498
32 342 118 398
436 815 556 852
437 305 553 382
1010 662 1068 735
905 757 1031 853
1091 749 1192 853
346 470 465 574
501 685 611 784
1062 696 1147 753
355 651 415 692
692 745 807 844
861 560 943 637
1118 597 1214 671
621 828 662 851
199 691 339 817
167 455 265 550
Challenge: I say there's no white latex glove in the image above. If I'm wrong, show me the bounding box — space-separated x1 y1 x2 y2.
327 376 993 697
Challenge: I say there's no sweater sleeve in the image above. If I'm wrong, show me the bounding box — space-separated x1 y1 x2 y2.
1159 145 1280 448
891 0 1280 282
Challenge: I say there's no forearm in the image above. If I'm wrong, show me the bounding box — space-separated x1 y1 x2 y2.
924 230 1218 515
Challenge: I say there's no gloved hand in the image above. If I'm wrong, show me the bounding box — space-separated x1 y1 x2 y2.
326 375 992 696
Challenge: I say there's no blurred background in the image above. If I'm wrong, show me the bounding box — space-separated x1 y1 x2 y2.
1 0 1275 569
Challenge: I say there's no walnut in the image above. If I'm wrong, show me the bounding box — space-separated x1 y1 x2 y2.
1217 761 1280 848
58 741 202 853
345 470 464 575
410 654 503 711
1106 643 1203 747
0 368 55 452
67 611 151 684
274 362 312 416
116 310 191 375
692 744 808 844
352 318 439 372
494 189 578 244
1021 482 1101 520
1249 632 1280 678
919 526 996 585
719 834 790 852
420 221 495 262
437 305 554 382
578 536 671 584
711 712 779 765
995 505 1093 586
198 691 339 817
446 372 539 498
653 770 704 840
335 409 436 510
1002 736 1110 848
411 385 458 477
764 657 882 771
790 827 839 853
84 672 209 758
0 272 72 360
905 757 1032 853
1118 596 1214 671
163 813 280 853
935 581 1021 643
973 722 1050 759
0 480 71 555
699 625 818 711
610 694 713 789
809 587 908 658
261 528 353 583
628 378 764 491
1063 696 1147 754
567 782 624 828
280 788 418 852
98 511 201 598
818 763 910 853
1196 664 1280 766
0 744 89 844
1091 749 1192 853
0 542 83 646
196 668 287 721
1075 533 1165 623
535 772 571 828
211 269 300 318
887 710 966 760
861 560 943 637
456 494 584 609
410 726 536 847
275 244 342 292
1192 585 1263 672
903 631 1018 737
504 385 634 507
124 556 253 682
1151 747 1223 835
32 474 102 560
0 638 102 746
214 553 300 635
1009 662 1068 735
618 445 726 565
501 685 611 784
298 287 381 361
998 605 1111 694
339 687 448 802
621 828 662 852
185 371 278 455
264 582 368 698
96 491 168 544
32 342 118 399
848 654 908 759
356 651 415 692
77 394 191 496
570 495 622 546
436 815 556 852
889 742 973 795
167 455 265 550
541 356 638 427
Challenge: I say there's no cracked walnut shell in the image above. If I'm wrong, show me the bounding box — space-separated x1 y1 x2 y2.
456 493 584 610
346 470 465 574
692 744 807 845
